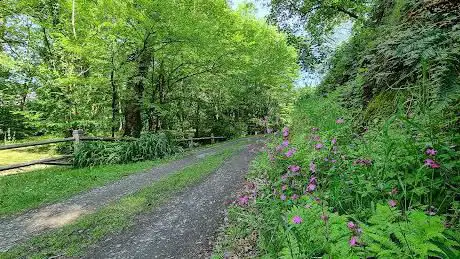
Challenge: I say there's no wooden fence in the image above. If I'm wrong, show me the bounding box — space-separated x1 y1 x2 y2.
0 130 225 172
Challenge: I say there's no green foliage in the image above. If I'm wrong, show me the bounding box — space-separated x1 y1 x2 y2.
0 0 299 139
319 0 460 126
269 0 369 69
73 133 178 167
361 204 449 258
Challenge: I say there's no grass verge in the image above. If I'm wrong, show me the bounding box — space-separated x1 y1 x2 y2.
1 145 240 258
0 154 188 216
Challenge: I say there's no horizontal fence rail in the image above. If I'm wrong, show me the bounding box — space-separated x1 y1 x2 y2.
175 136 225 141
0 156 73 172
0 138 74 151
0 130 225 172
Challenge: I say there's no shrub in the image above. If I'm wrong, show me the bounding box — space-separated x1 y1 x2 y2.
73 133 179 167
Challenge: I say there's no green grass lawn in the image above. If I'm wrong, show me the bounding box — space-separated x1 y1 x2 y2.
0 148 58 166
0 155 184 216
2 146 238 258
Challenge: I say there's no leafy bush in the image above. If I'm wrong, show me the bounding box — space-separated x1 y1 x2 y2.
73 133 179 167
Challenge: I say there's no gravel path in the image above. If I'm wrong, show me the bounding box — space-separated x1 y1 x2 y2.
0 138 256 252
85 139 264 259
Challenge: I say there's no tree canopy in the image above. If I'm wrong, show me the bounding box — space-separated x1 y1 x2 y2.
0 0 299 138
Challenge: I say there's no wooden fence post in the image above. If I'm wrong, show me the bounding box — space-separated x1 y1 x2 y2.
73 129 83 153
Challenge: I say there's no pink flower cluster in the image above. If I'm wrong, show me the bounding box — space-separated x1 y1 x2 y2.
285 148 297 158
424 148 440 169
288 165 301 172
388 199 397 207
347 221 362 247
387 187 398 208
282 127 289 137
306 176 317 192
238 195 249 206
315 143 324 150
292 215 303 224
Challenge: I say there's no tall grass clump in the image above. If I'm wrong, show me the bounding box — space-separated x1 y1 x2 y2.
73 133 179 167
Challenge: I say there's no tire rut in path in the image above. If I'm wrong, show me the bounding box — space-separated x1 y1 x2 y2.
85 140 264 259
0 138 254 252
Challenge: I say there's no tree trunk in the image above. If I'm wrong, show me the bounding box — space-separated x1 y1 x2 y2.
194 101 200 137
148 54 156 132
123 51 150 138
110 67 118 137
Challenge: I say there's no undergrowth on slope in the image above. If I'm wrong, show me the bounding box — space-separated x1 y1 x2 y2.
213 93 459 258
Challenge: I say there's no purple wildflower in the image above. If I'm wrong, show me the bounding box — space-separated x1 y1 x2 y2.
331 138 337 145
292 216 303 224
285 148 297 158
321 214 329 222
424 159 440 169
347 221 356 230
288 165 301 172
388 199 397 207
291 194 299 200
238 195 249 206
281 185 288 191
306 183 316 192
280 194 287 201
331 159 337 163
309 161 316 173
282 140 289 147
425 148 437 156
282 127 289 137
312 135 321 141
349 236 358 247
315 143 324 150
336 118 345 124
